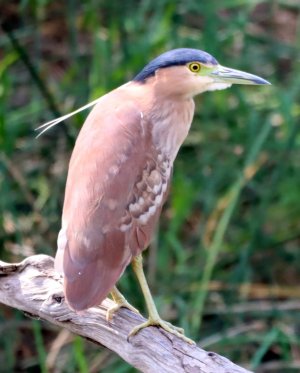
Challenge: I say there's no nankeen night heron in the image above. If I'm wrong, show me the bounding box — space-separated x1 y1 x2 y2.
48 48 270 343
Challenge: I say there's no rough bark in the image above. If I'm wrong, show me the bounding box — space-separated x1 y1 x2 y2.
0 254 253 373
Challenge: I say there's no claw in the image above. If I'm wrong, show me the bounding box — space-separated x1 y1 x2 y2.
107 287 140 322
106 300 140 322
128 317 195 344
164 320 184 335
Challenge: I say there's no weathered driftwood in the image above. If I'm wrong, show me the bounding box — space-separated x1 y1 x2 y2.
0 255 252 373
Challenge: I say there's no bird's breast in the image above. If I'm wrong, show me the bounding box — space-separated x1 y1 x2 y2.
149 98 195 162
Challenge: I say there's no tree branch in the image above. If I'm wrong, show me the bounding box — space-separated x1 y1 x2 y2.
0 255 253 373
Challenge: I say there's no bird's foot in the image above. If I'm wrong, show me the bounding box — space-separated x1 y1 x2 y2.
106 300 140 322
128 317 195 344
106 290 140 322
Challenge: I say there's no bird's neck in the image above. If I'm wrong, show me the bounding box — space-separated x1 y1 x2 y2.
149 97 195 162
122 81 195 162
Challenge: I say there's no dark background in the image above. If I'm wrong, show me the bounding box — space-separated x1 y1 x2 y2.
1 1 300 372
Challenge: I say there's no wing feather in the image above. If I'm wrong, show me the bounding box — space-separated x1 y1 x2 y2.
56 95 149 310
55 90 171 311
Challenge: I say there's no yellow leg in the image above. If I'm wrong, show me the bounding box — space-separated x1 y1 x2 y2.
106 286 140 322
129 254 194 344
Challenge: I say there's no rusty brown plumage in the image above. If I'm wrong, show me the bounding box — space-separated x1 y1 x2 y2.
53 48 270 341
55 82 192 310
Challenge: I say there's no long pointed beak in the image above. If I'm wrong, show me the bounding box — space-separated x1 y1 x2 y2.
209 65 271 85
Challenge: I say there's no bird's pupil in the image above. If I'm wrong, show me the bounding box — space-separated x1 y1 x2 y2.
191 63 199 71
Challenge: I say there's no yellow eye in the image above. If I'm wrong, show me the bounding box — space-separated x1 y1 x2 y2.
188 62 201 73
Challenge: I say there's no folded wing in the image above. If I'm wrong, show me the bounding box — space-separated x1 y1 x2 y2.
55 94 170 311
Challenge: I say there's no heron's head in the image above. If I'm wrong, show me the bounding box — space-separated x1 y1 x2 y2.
133 48 270 98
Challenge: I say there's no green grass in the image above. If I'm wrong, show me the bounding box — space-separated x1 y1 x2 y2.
1 0 300 372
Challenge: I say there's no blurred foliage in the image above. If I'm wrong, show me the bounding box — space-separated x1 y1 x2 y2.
0 0 300 372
